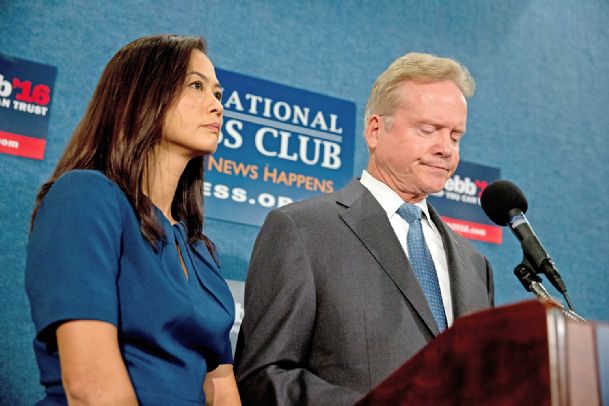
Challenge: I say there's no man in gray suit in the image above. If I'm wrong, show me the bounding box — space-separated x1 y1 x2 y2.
234 52 494 405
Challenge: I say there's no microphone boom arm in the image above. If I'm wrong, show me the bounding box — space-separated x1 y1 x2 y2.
513 261 585 322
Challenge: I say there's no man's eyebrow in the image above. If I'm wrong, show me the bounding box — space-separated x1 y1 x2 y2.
187 71 221 89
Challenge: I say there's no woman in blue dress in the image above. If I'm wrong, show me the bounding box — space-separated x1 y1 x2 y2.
25 34 240 405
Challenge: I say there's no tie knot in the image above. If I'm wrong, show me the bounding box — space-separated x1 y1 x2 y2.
397 203 422 224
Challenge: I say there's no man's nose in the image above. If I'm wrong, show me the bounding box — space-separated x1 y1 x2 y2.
434 130 454 157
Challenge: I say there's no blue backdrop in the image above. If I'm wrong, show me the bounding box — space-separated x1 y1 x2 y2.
2 1 608 403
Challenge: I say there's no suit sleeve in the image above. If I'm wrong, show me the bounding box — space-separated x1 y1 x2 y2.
485 257 495 307
234 209 363 405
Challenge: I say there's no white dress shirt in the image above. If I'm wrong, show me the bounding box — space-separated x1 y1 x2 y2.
359 170 454 327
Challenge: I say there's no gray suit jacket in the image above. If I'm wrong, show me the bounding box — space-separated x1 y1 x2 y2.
235 179 494 405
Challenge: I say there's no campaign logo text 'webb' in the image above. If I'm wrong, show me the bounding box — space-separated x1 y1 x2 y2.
0 53 57 160
429 161 502 244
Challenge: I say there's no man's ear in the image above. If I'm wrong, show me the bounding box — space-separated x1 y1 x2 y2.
364 114 383 151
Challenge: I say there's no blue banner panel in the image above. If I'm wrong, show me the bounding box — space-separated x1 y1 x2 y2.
428 160 502 244
0 54 57 160
206 68 356 226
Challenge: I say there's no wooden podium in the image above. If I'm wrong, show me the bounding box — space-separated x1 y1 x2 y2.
356 300 608 405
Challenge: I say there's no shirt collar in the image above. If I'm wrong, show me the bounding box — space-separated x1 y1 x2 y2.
360 170 431 220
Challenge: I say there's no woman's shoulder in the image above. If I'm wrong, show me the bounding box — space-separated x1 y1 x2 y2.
42 170 129 217
49 170 124 201
53 169 117 189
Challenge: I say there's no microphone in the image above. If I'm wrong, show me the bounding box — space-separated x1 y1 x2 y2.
480 180 570 301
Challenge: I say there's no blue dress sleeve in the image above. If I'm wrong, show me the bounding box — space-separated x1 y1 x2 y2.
218 337 234 366
25 170 124 342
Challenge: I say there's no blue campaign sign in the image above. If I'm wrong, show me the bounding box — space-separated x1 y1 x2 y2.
428 160 502 244
0 53 57 160
206 68 356 227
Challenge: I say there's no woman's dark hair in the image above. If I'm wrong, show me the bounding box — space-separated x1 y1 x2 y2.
31 34 214 250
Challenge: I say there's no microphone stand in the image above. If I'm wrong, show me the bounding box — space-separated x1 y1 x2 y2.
513 262 586 323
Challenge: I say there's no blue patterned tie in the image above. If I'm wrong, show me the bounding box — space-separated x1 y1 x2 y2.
397 203 447 332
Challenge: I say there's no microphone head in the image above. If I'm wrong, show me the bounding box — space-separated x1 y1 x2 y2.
480 180 528 226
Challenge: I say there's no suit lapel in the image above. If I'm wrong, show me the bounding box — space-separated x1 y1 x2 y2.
427 205 478 319
337 180 440 336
